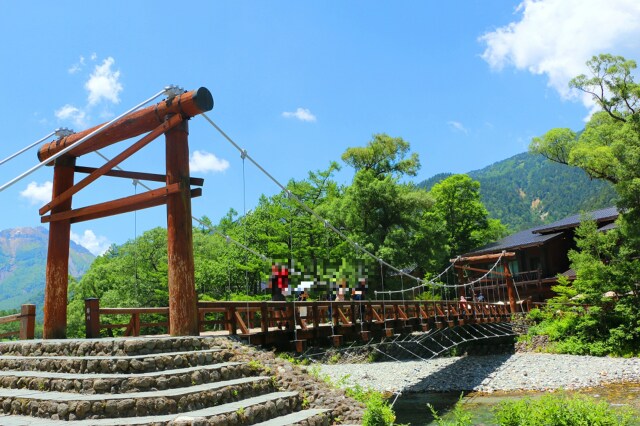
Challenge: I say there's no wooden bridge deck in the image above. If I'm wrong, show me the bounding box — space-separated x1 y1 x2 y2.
85 299 529 351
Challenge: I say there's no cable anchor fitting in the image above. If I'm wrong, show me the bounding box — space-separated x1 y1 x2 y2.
54 128 74 138
164 85 185 99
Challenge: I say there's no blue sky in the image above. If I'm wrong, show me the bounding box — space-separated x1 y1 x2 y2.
1 0 639 255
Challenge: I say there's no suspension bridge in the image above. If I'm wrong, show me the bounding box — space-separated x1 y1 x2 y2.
0 85 533 355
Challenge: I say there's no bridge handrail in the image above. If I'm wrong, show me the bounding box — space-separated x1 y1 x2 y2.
84 298 532 339
0 304 35 340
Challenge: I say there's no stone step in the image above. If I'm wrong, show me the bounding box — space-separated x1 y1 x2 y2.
0 361 253 394
0 336 226 357
0 348 232 374
0 376 275 420
0 391 301 425
251 408 330 426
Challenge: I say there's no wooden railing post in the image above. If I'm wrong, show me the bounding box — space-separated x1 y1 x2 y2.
260 302 269 333
133 313 140 336
227 306 237 335
198 308 205 332
312 303 320 338
19 304 35 340
85 298 101 338
503 261 517 314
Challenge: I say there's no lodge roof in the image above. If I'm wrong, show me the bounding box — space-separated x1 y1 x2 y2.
463 228 563 257
532 206 619 235
462 206 619 257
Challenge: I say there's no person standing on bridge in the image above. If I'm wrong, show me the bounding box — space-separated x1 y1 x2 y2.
459 295 468 313
270 264 289 329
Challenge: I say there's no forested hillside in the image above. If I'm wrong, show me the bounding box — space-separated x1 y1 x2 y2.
419 152 617 231
0 227 94 316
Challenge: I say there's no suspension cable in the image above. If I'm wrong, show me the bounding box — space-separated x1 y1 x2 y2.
93 149 270 265
0 87 171 193
0 129 59 167
200 113 489 291
376 252 506 295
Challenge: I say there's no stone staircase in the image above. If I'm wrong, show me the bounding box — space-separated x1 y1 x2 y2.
0 336 331 425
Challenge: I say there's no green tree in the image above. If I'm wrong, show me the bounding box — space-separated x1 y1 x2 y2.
531 53 640 248
341 133 420 178
335 135 437 287
528 54 640 355
427 174 506 259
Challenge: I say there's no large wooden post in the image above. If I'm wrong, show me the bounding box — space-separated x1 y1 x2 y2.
43 156 76 339
165 117 199 336
503 261 517 314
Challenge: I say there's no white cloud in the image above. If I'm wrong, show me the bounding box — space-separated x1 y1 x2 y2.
189 150 230 173
56 55 124 128
480 0 640 108
68 55 85 74
71 230 111 256
55 104 87 128
85 57 123 106
20 181 52 205
282 107 317 122
447 120 468 134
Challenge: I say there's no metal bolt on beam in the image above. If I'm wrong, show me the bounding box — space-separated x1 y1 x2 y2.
164 85 185 99
54 128 74 138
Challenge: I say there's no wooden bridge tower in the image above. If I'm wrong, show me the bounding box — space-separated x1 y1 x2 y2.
37 88 213 339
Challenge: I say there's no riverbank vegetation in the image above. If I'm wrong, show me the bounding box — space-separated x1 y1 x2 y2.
428 392 633 426
525 54 640 356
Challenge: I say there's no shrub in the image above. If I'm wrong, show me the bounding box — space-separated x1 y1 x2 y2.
427 393 473 426
362 392 396 426
493 392 633 426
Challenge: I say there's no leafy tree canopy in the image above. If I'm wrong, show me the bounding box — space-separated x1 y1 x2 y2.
341 133 420 178
427 174 507 259
531 54 640 246
527 54 640 356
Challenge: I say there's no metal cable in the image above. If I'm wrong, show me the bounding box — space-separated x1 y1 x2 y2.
201 113 467 290
0 88 168 193
0 130 57 167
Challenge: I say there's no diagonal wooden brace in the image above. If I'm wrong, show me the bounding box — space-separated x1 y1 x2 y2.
39 114 184 216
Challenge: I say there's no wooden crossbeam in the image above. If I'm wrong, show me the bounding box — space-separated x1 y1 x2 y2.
37 88 213 161
454 264 509 277
74 166 204 186
451 252 516 264
39 115 183 216
41 184 201 224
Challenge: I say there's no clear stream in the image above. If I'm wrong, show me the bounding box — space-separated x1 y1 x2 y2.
393 383 640 425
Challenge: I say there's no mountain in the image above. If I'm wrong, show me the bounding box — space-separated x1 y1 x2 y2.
0 227 95 317
419 152 618 232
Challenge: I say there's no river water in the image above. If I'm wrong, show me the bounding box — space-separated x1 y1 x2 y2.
393 382 640 425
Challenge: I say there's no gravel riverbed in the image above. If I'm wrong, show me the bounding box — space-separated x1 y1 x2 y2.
313 353 640 393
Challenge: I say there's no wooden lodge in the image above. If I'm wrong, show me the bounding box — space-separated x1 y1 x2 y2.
459 207 619 302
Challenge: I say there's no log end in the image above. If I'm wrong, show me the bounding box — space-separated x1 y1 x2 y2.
193 87 214 113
